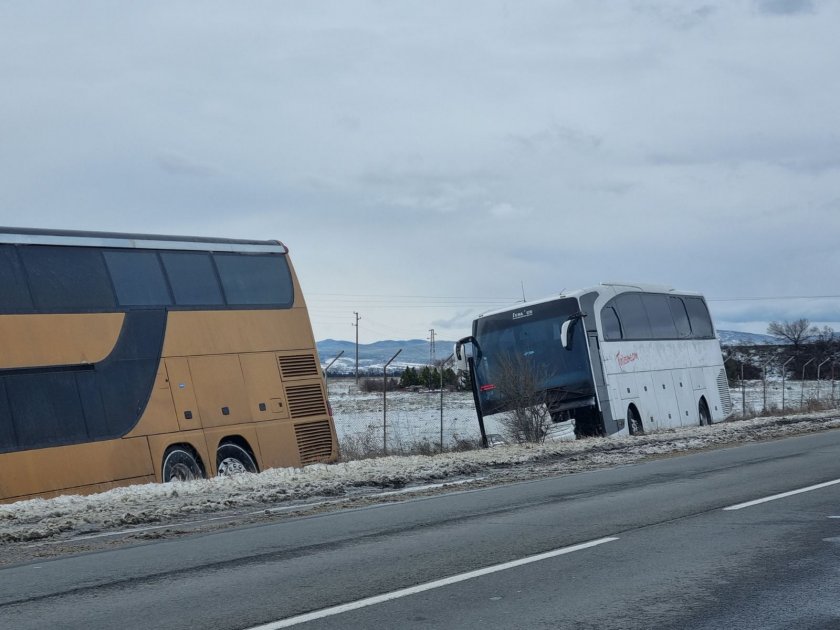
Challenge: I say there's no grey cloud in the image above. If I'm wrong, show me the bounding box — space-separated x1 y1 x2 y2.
647 134 840 174
156 152 220 177
755 0 815 15
632 2 717 29
508 125 603 154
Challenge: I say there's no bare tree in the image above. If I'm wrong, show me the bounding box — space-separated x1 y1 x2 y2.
766 319 817 351
493 354 554 444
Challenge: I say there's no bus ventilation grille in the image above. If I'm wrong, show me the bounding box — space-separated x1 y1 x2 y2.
717 368 733 416
295 420 334 464
278 354 320 379
286 384 327 418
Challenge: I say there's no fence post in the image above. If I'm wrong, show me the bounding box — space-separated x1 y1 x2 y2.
439 353 454 454
781 356 794 412
741 362 746 417
383 349 402 455
323 350 345 391
762 361 773 412
817 358 830 401
800 358 814 409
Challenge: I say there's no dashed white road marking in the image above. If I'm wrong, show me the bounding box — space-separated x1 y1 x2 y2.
723 478 840 511
244 537 619 629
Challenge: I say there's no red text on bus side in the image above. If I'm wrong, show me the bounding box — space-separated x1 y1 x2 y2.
616 351 639 369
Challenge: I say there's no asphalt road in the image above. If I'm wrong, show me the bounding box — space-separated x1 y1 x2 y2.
2 429 840 629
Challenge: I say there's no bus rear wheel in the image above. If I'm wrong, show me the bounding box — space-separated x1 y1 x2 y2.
162 447 203 482
699 398 712 426
217 442 258 476
627 406 644 436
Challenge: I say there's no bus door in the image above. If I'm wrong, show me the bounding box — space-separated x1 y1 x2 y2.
587 332 617 433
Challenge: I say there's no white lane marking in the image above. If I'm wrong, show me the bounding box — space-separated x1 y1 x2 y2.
723 478 840 511
244 537 619 630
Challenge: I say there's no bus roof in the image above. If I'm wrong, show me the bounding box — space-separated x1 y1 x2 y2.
475 282 704 319
0 226 287 254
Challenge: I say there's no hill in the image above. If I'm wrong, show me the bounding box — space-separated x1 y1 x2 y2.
317 330 771 373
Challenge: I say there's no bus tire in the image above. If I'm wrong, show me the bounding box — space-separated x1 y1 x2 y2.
627 405 644 436
162 447 204 482
699 398 712 426
216 442 258 476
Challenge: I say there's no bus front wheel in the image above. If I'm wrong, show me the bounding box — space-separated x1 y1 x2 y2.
162 447 204 482
699 398 712 426
217 442 258 476
627 406 644 436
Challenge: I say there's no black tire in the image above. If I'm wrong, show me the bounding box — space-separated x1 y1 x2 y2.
699 398 712 426
627 406 644 436
216 442 258 476
162 447 203 482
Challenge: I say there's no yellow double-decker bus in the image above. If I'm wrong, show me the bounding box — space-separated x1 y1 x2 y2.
0 227 338 503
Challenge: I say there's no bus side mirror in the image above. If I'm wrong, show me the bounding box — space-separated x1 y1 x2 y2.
454 337 475 372
560 320 574 350
560 312 586 350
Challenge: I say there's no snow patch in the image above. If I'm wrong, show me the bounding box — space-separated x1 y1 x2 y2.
1 410 839 545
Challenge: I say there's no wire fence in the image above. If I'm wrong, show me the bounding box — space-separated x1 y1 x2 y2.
327 378 480 459
328 368 840 459
727 378 839 417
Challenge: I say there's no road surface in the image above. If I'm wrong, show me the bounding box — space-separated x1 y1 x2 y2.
2 429 839 629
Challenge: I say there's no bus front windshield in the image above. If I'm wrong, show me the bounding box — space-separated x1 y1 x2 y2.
473 298 594 416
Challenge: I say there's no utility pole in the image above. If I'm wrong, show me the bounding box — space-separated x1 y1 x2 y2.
428 328 436 391
352 312 361 383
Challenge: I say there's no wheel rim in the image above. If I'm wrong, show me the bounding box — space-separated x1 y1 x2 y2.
218 457 248 476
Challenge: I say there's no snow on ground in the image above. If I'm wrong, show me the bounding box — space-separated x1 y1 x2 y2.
2 408 840 545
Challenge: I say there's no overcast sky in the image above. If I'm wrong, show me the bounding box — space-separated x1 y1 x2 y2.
2 0 839 343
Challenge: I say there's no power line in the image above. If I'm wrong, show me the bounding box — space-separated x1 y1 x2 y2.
708 294 840 302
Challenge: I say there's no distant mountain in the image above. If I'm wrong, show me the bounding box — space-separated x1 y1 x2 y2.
317 339 456 373
717 330 780 346
318 330 780 373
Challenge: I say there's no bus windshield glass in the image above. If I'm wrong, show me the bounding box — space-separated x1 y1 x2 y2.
473 298 594 415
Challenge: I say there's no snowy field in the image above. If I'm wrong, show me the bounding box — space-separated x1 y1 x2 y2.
328 378 478 451
329 377 840 451
2 405 840 548
730 379 839 416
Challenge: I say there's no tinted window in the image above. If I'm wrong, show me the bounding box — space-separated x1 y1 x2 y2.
0 381 17 451
160 252 224 306
669 297 691 338
601 306 622 340
20 246 115 311
104 250 172 307
213 253 294 306
0 245 34 312
642 294 678 339
614 293 652 339
685 297 714 338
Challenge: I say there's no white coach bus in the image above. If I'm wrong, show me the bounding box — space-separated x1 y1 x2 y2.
455 283 732 442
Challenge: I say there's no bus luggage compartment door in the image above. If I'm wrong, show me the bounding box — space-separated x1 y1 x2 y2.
165 357 203 430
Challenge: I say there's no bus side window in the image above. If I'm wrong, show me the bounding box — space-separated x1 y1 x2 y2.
160 252 225 306
601 306 622 340
669 297 691 338
684 297 714 338
614 293 652 340
642 294 677 339
0 245 34 313
20 246 116 312
104 250 172 307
